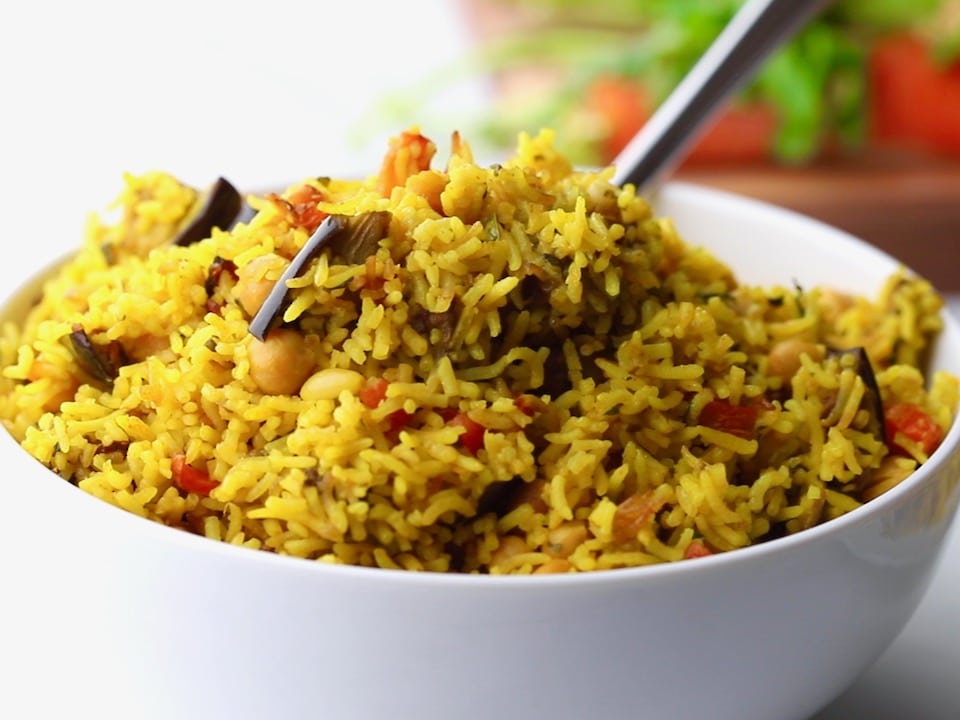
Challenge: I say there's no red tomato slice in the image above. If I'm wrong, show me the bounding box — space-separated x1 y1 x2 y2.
869 34 960 155
685 103 778 165
586 75 650 164
586 75 777 165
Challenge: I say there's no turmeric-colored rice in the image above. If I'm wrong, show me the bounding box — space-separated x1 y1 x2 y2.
1 127 957 573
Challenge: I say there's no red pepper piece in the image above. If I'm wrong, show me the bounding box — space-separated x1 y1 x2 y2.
684 539 714 559
448 411 485 455
884 402 944 457
359 377 389 409
698 400 759 439
387 409 412 433
359 378 411 433
171 453 219 496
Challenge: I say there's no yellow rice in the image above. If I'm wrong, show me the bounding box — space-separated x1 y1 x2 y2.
0 127 957 574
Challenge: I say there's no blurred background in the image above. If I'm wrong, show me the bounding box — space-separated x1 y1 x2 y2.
0 1 958 718
2 1 957 290
372 0 960 292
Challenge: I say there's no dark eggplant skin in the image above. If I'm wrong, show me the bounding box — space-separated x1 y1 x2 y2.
247 215 347 341
172 177 249 247
828 346 886 443
327 211 392 265
247 211 392 341
67 324 129 388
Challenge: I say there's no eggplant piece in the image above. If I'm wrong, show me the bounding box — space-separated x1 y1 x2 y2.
172 177 249 247
476 476 526 517
247 211 393 341
827 346 885 442
410 303 460 353
539 345 572 398
67 324 129 388
326 211 392 265
248 215 347 341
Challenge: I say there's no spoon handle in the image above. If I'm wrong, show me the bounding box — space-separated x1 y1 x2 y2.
611 0 836 192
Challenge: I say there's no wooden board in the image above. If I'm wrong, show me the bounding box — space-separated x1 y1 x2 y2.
677 149 960 291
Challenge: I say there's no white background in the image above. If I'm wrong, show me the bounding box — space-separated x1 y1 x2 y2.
1 2 958 718
0 1 491 241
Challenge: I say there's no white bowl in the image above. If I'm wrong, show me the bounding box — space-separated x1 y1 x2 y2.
2 181 959 720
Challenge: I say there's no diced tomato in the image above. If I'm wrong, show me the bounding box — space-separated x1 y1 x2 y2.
514 394 545 417
884 402 944 457
359 377 389 409
272 184 328 234
358 378 411 433
698 400 759 439
171 453 219 496
449 412 485 455
869 33 960 155
376 130 437 197
612 490 665 544
386 409 412 433
684 539 714 559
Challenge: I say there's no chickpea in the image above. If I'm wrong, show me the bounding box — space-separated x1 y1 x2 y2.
248 328 315 395
818 289 855 325
585 178 620 219
236 253 288 316
767 338 824 381
545 521 588 558
300 368 365 401
126 333 171 362
489 534 530 568
534 558 573 574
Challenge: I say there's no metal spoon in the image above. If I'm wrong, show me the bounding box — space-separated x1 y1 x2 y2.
611 0 836 193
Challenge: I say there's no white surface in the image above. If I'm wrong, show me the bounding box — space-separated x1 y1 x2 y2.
1 2 958 718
